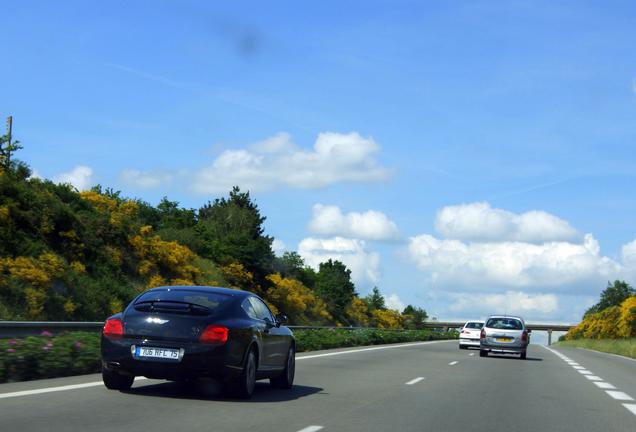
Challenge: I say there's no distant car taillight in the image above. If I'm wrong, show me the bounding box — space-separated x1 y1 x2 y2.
522 330 528 342
199 325 229 344
103 318 124 339
480 329 486 339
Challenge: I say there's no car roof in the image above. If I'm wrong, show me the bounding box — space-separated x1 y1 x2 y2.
464 320 484 323
146 285 254 299
486 315 525 322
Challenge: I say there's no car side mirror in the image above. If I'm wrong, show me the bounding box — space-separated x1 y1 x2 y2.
276 314 288 326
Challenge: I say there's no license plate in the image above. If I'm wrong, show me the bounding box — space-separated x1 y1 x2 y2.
495 338 513 342
134 346 181 361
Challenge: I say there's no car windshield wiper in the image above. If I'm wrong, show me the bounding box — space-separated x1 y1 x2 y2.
134 300 210 315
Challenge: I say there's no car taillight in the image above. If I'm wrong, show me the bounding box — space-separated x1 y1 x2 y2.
199 325 229 344
522 330 528 342
103 318 124 339
480 329 486 339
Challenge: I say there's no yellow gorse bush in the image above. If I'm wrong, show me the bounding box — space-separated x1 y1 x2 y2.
566 295 636 340
266 273 332 324
371 308 404 329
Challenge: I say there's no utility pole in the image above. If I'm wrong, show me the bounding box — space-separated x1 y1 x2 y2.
6 116 12 166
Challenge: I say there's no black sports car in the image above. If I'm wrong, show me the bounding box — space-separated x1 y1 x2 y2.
101 285 295 398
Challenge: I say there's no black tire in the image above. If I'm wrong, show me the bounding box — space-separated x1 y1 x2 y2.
520 351 527 360
479 349 487 357
271 345 295 389
102 366 134 391
459 345 464 350
227 348 257 399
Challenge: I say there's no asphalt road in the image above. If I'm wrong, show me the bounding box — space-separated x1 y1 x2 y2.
1 340 634 432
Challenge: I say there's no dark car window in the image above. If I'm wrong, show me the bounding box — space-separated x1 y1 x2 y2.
135 289 232 312
465 322 483 329
486 318 523 330
249 297 275 322
241 298 259 320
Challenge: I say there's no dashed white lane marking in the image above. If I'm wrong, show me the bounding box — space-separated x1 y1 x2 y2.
594 382 616 390
606 391 634 401
584 375 603 381
449 361 458 366
297 427 324 432
0 377 148 400
469 353 475 356
572 366 585 370
578 370 592 375
296 340 450 360
623 404 636 416
405 377 425 385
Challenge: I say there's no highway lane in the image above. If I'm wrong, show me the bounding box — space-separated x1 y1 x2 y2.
1 340 634 432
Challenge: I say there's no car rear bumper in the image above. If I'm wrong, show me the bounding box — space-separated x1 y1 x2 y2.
480 342 527 354
459 338 480 346
101 336 244 381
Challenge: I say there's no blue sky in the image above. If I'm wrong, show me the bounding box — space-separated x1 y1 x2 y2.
3 1 636 327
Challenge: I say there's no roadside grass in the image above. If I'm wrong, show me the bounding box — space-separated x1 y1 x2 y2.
0 329 457 383
554 338 636 360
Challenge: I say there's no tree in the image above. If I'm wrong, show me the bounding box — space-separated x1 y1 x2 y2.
196 186 274 284
402 305 428 329
314 259 356 323
273 251 317 288
364 287 386 310
584 280 635 317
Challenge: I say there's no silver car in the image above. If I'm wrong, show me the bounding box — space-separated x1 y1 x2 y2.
459 321 484 349
479 315 529 359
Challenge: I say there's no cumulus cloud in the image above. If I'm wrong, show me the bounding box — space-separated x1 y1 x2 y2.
450 291 558 314
308 204 399 241
120 170 174 189
435 202 578 243
54 166 94 191
408 233 620 292
298 237 380 289
192 132 389 193
385 293 405 312
272 239 287 255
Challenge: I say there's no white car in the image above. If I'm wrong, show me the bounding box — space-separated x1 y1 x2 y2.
459 321 484 349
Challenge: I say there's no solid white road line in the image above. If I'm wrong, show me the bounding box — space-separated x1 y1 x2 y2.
577 347 636 363
297 427 324 432
584 375 603 381
405 377 425 385
605 391 634 401
448 361 458 366
623 404 636 416
296 340 451 361
0 377 148 400
593 382 616 389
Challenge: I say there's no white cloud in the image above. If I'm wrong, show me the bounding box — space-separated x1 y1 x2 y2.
450 291 558 314
408 233 622 293
272 239 287 255
192 131 389 193
53 165 94 191
308 204 399 241
435 202 578 243
622 239 636 272
298 236 380 289
120 169 174 189
385 293 405 312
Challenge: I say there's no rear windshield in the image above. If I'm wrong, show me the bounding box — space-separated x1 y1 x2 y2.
134 289 232 313
486 318 523 330
465 322 484 329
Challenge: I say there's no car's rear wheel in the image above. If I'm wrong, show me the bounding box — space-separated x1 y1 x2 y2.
102 366 134 391
271 345 295 389
520 351 527 360
227 347 257 399
479 349 488 357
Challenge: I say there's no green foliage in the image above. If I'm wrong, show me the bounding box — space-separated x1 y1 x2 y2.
273 251 317 288
555 338 636 360
402 305 428 329
314 259 356 323
196 186 274 283
364 287 386 310
584 280 635 317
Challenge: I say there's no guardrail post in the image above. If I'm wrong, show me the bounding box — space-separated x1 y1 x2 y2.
547 329 553 346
